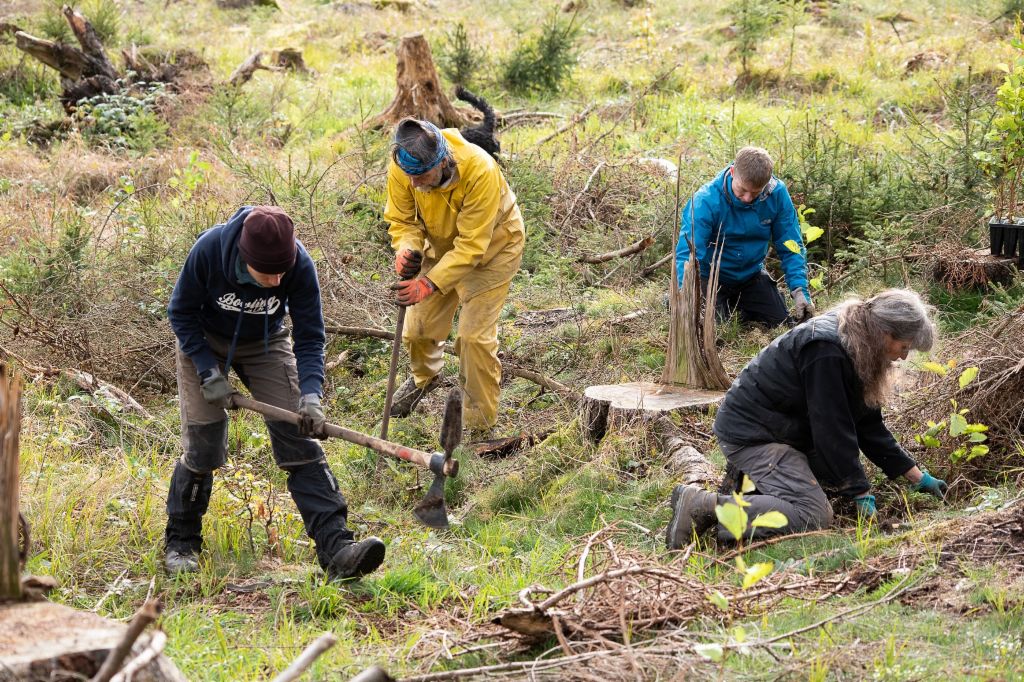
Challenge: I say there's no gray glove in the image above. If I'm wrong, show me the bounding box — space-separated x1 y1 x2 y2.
791 288 815 321
298 394 327 439
199 367 233 408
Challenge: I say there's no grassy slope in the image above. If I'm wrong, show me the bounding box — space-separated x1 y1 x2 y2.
2 0 1024 679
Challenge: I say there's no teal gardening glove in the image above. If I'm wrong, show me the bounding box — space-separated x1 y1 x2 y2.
913 471 948 499
854 494 877 519
297 394 327 439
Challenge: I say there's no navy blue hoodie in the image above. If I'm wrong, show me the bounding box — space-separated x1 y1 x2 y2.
167 206 326 397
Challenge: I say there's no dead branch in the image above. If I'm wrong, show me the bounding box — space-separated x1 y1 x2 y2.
62 5 118 81
270 632 338 682
532 104 597 148
325 325 576 394
348 667 396 682
14 31 91 81
640 253 671 278
473 431 554 460
0 343 152 419
579 235 655 264
229 51 279 86
109 631 167 682
90 598 160 682
605 310 650 326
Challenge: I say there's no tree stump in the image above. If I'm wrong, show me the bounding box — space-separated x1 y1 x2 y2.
580 382 724 443
0 601 186 681
931 247 1016 290
369 33 470 130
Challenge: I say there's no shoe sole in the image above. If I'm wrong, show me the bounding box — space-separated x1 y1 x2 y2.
331 541 386 581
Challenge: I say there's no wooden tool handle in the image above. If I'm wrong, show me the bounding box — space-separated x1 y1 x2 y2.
231 395 458 476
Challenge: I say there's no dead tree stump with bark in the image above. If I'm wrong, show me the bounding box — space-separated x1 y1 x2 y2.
369 32 470 130
13 5 120 112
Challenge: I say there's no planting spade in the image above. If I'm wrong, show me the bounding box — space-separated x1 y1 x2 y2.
413 387 463 530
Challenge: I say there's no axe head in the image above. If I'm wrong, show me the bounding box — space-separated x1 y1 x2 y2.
440 387 463 457
413 389 463 530
413 453 450 529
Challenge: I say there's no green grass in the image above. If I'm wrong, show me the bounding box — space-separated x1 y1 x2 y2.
4 0 1024 678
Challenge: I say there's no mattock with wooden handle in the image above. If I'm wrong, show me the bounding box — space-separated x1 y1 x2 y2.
229 392 461 529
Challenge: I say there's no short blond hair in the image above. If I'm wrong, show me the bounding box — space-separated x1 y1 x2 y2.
733 146 773 188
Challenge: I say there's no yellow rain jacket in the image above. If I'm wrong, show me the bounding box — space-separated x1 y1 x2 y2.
384 129 525 297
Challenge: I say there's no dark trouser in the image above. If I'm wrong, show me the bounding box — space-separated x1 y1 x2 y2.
702 270 791 327
718 441 834 542
166 329 353 568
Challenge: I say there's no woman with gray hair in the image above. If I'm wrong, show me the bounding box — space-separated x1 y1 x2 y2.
665 288 948 549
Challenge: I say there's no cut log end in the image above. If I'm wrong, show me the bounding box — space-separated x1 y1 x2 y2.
0 602 186 681
580 382 724 443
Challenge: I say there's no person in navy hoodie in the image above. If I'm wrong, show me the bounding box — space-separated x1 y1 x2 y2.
165 205 384 580
675 146 813 327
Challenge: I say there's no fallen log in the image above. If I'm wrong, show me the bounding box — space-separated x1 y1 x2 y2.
472 431 554 460
578 235 655 264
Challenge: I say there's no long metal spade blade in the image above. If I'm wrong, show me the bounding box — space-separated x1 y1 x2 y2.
412 388 463 530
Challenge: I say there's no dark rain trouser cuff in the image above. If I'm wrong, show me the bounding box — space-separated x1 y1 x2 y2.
284 460 355 567
165 460 213 553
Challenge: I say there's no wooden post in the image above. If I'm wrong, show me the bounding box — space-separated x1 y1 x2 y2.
0 364 22 600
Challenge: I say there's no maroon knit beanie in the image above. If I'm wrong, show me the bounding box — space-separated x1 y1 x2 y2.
238 206 297 274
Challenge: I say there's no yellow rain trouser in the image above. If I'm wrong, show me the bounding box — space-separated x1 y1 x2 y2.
404 279 514 431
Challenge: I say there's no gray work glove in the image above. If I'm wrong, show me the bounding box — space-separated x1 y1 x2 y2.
791 288 815 322
199 367 233 408
297 394 327 439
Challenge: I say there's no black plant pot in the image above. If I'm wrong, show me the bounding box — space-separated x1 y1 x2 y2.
989 216 1024 267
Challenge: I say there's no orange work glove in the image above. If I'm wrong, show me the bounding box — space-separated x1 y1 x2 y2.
391 277 435 306
395 249 423 279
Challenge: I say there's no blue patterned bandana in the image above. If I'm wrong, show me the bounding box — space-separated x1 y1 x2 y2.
394 121 449 175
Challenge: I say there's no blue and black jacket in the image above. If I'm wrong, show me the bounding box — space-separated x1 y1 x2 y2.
167 206 325 397
675 166 809 297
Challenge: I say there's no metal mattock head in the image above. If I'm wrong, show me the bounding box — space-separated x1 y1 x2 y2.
413 452 450 529
439 387 463 457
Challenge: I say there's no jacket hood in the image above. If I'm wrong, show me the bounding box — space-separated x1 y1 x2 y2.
218 205 254 284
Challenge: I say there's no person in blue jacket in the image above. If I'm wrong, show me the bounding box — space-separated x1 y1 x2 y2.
676 146 813 326
164 205 385 581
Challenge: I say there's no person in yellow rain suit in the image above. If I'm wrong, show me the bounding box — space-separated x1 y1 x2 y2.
384 117 524 435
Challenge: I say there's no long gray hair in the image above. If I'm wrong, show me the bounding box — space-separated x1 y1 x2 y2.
835 288 936 407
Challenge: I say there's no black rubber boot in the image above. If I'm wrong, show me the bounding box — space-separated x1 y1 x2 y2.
326 537 386 581
165 461 213 573
665 484 718 550
284 460 355 567
389 375 441 418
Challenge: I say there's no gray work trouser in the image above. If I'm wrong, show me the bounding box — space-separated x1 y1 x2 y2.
167 329 352 567
718 441 834 542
